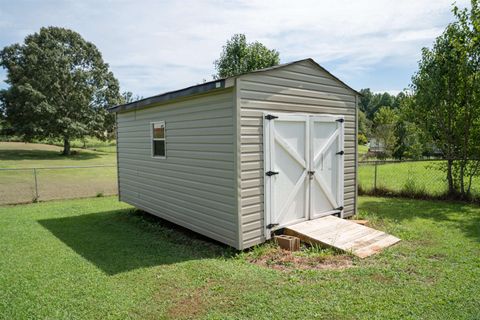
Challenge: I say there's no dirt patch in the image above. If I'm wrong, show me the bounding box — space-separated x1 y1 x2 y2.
166 285 208 319
247 247 353 271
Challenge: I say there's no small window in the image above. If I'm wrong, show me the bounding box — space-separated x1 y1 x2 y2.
151 121 166 158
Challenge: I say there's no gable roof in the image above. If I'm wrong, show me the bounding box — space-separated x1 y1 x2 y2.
109 58 360 113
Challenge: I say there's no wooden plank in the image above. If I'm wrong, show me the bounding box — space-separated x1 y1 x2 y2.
284 215 400 258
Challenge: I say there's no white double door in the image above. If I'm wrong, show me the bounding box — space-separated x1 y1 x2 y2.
264 113 344 235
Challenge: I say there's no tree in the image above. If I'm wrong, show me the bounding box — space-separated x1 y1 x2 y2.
122 91 143 104
0 27 122 155
373 106 398 158
410 0 480 198
214 34 280 78
392 95 428 160
358 88 397 119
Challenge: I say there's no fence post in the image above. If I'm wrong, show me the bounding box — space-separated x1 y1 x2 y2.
33 168 39 201
374 160 378 192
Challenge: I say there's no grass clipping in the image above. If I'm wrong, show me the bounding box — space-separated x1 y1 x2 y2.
244 242 353 271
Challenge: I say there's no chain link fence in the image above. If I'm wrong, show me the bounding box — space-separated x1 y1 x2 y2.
358 159 480 198
0 165 117 205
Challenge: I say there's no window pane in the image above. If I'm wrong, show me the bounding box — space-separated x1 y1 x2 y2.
153 123 165 139
153 140 165 157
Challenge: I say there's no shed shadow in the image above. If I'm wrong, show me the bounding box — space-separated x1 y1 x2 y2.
38 208 233 275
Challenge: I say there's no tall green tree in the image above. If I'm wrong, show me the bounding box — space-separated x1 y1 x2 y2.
359 88 398 120
410 0 480 197
373 106 398 158
0 27 122 155
214 34 280 78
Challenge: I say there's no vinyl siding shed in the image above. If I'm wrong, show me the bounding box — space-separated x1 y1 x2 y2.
111 58 359 250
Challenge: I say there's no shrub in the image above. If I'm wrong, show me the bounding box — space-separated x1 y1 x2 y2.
358 133 368 145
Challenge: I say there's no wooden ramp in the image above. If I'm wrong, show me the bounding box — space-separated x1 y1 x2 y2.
284 216 400 258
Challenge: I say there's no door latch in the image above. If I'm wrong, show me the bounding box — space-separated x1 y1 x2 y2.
308 170 315 180
266 223 279 229
266 171 279 176
265 114 279 120
336 150 344 155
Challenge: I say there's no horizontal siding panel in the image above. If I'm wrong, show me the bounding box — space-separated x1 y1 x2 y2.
240 99 355 115
120 168 234 198
119 116 233 130
241 178 263 189
120 187 235 235
242 220 263 233
242 69 352 95
241 204 263 218
117 91 233 122
119 154 234 170
241 161 262 171
240 74 354 97
121 194 236 246
242 195 263 207
121 179 235 217
117 89 238 248
241 153 262 162
241 186 263 198
135 107 233 123
117 142 233 153
240 90 356 110
119 166 233 190
241 144 263 153
240 80 356 103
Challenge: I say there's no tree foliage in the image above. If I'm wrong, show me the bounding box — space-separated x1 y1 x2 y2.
410 0 480 197
359 88 397 120
0 27 122 155
214 34 280 78
373 106 398 158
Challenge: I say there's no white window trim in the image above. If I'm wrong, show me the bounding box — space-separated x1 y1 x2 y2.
150 121 166 159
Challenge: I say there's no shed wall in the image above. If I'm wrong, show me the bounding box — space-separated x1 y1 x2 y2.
238 60 358 248
116 89 239 247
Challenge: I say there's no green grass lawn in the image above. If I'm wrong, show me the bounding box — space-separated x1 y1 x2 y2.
0 196 478 319
0 142 116 168
0 142 117 204
358 160 480 198
358 144 368 156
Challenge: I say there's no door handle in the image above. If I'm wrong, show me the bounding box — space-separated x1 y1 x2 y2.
308 170 315 180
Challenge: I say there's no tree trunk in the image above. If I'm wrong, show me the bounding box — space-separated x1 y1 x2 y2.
459 160 465 197
62 138 71 156
447 158 455 196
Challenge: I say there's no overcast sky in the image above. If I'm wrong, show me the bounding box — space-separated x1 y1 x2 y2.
0 0 470 98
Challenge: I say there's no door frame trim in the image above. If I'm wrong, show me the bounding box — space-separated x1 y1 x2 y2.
263 112 345 240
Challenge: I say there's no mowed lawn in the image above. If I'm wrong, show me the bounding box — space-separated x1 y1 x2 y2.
0 196 479 319
359 160 480 197
0 142 117 204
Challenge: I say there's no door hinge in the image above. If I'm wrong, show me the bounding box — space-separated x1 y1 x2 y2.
265 114 279 120
336 206 344 211
266 223 279 229
266 171 279 176
336 150 344 155
336 118 344 123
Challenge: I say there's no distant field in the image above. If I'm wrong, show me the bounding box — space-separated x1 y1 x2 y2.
358 160 480 197
0 142 117 204
0 142 116 168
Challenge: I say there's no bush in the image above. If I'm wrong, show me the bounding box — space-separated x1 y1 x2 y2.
358 133 368 145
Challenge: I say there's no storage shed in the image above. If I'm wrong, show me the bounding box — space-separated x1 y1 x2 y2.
110 58 360 249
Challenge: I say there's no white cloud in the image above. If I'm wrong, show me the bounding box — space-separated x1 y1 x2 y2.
0 0 471 95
